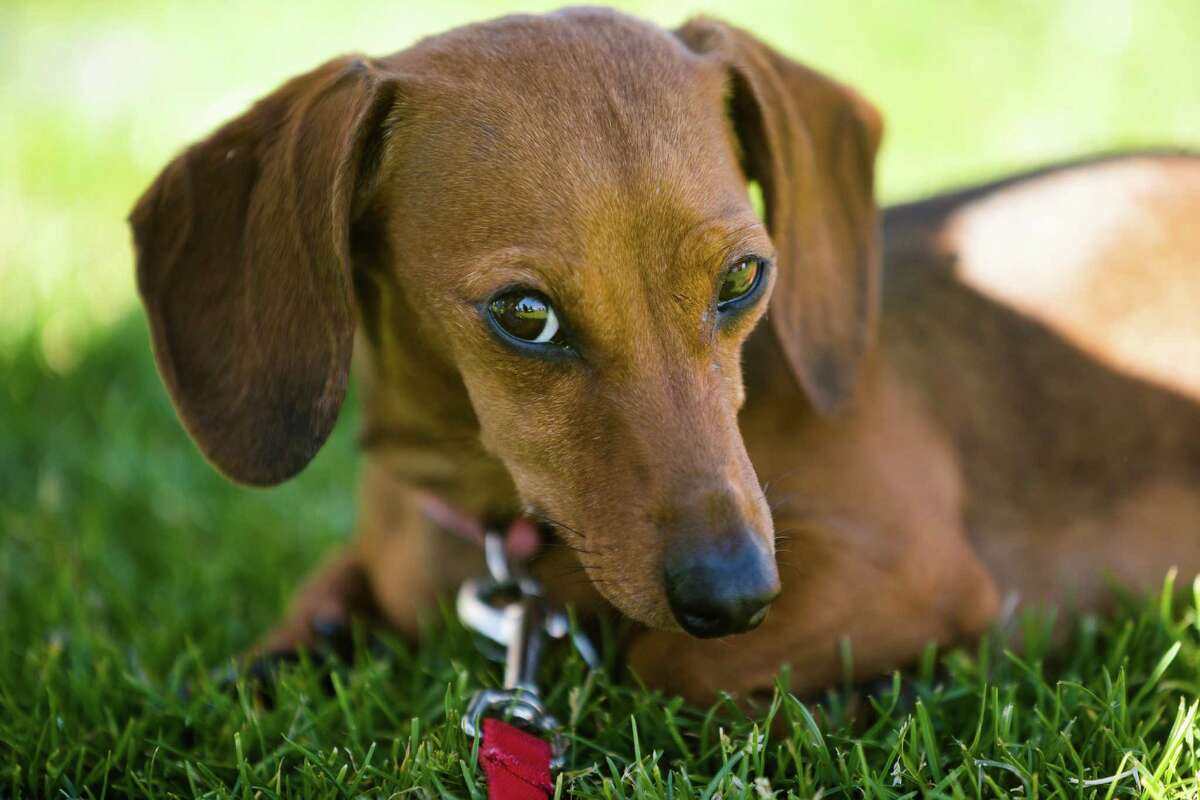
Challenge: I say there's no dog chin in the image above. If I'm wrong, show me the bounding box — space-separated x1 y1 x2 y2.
589 579 681 632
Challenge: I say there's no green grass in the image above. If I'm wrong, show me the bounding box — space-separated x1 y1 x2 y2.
3 0 1200 796
3 322 1200 797
3 322 1200 798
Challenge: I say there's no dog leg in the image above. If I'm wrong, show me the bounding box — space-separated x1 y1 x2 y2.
251 460 479 660
252 548 379 661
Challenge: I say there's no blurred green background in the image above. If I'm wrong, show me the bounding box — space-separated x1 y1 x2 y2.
2 0 1199 360
2 2 1199 793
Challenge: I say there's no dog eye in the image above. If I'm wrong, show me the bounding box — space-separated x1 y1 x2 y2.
717 257 766 308
488 291 565 345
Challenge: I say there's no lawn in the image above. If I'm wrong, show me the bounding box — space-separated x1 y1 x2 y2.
2 1 1199 797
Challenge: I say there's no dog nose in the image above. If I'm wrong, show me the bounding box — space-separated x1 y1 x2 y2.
664 531 781 638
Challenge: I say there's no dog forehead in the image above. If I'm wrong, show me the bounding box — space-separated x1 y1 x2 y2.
399 8 706 91
387 10 732 186
380 11 745 266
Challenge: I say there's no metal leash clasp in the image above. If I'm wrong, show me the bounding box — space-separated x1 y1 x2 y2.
457 531 597 768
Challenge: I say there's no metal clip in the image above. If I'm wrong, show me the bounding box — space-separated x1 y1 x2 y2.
458 531 596 768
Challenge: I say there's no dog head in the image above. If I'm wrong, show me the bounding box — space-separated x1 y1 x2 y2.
131 8 882 636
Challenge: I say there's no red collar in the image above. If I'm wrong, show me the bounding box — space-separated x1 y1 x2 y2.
413 489 543 562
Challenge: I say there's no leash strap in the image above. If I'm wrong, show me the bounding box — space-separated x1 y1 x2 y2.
480 718 554 800
424 499 592 800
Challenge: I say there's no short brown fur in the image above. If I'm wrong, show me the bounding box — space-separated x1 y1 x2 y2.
131 9 1200 702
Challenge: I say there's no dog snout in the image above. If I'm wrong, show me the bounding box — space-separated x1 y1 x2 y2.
663 530 781 638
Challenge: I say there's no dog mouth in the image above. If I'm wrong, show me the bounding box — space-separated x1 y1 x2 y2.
519 507 572 549
520 507 668 626
522 505 781 636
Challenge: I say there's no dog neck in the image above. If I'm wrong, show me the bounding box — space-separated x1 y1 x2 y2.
355 333 524 524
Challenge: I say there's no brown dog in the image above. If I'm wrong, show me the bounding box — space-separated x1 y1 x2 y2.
130 8 1200 703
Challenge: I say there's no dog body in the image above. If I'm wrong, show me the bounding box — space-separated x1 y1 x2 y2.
131 9 1200 702
339 154 1200 702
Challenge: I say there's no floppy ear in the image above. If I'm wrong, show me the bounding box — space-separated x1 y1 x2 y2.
677 19 884 414
130 57 398 485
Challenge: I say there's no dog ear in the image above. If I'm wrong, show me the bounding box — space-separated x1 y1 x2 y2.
677 19 884 414
130 57 398 485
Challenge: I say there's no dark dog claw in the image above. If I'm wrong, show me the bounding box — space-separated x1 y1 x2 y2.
310 616 355 661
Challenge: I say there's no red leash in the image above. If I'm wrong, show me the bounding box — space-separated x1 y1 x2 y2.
479 718 554 800
419 496 594 800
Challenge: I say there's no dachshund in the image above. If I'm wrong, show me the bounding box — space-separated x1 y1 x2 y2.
130 7 1200 703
